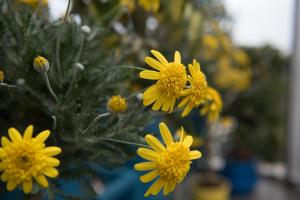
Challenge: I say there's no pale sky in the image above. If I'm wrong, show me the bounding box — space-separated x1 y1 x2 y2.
49 0 295 53
223 0 295 54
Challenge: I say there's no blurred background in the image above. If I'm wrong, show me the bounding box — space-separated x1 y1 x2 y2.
47 0 299 199
2 0 300 199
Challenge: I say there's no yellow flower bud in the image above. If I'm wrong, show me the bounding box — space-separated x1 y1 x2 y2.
33 56 49 73
107 95 128 113
0 70 4 83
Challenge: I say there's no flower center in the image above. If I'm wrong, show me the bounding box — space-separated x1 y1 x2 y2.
156 63 187 98
16 154 33 171
157 143 191 183
190 73 208 105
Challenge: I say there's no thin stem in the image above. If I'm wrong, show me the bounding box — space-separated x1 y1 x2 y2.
55 0 71 81
99 137 149 148
43 72 58 103
0 83 18 88
81 112 110 134
118 66 146 71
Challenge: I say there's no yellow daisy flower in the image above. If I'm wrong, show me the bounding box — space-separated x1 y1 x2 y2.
138 0 160 12
0 125 61 193
134 122 202 196
107 95 128 113
178 59 208 117
140 50 187 112
200 87 223 122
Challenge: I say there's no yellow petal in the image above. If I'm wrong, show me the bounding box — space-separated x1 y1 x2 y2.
134 162 157 171
35 175 49 188
1 172 9 182
151 50 168 65
1 137 11 148
183 136 193 148
143 92 158 106
23 125 33 140
178 95 191 108
139 70 160 80
145 57 165 71
174 51 181 63
45 157 60 167
140 170 159 183
159 122 174 146
163 182 176 195
7 180 18 191
35 130 50 143
8 128 22 142
152 95 164 111
42 147 62 156
145 135 165 152
144 178 165 197
137 148 159 161
161 99 171 112
23 178 33 194
181 102 194 117
43 167 59 178
0 148 6 158
169 98 176 113
190 150 202 160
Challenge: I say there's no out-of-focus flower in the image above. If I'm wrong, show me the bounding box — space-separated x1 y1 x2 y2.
214 57 252 92
81 25 91 34
233 49 250 66
0 125 61 193
200 87 223 123
0 70 4 83
18 0 48 8
107 95 128 113
202 35 219 59
33 56 49 73
219 33 233 53
134 122 201 196
140 50 187 113
120 0 135 12
178 59 208 117
138 0 160 13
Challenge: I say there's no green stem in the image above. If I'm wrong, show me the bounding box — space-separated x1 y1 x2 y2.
99 138 149 148
119 66 146 71
81 112 110 134
43 72 58 103
55 0 71 81
0 83 18 88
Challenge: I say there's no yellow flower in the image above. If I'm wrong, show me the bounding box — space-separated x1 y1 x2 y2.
200 87 222 122
0 70 4 83
233 50 250 66
120 0 135 12
107 95 128 113
33 56 49 73
178 59 208 117
18 0 48 8
134 122 202 196
138 0 160 12
0 125 61 193
140 50 187 112
202 35 219 51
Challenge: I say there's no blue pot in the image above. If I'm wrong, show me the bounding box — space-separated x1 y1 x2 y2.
222 159 257 194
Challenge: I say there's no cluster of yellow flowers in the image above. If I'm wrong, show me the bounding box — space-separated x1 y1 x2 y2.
140 50 222 121
214 56 252 92
120 0 160 13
